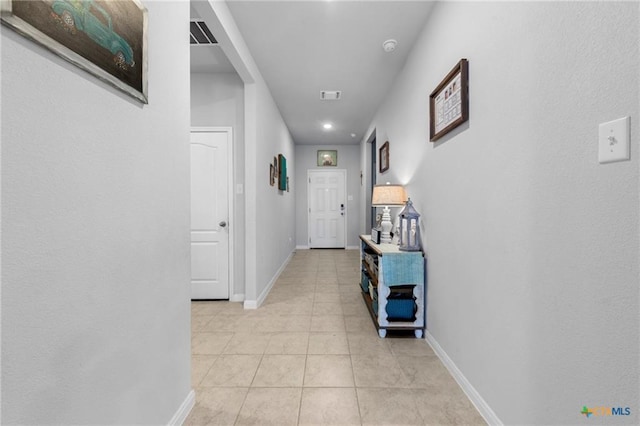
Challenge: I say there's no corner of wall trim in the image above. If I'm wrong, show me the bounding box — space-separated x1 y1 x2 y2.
243 250 295 310
425 331 503 426
167 389 195 426
230 294 245 303
253 250 295 308
243 300 258 309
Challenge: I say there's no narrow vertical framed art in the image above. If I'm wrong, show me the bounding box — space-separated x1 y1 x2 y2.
379 141 389 173
278 154 287 191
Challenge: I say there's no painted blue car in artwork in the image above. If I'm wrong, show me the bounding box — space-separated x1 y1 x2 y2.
51 0 135 68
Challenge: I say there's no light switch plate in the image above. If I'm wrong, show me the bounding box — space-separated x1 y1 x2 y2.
599 116 630 164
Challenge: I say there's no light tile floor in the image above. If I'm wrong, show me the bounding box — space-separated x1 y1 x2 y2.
186 249 485 426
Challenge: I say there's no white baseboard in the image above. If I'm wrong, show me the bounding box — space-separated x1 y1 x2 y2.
243 300 257 309
425 331 502 426
244 251 294 310
168 389 195 426
297 245 358 250
229 293 245 302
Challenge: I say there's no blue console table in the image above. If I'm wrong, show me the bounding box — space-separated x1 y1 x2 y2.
359 235 425 338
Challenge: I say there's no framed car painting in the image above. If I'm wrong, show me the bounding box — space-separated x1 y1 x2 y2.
1 0 148 103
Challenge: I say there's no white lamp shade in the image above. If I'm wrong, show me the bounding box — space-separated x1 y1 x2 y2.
371 184 407 206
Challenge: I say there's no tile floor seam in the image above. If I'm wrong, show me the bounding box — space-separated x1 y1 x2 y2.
296 384 304 425
247 352 265 388
194 354 218 388
233 388 250 426
349 352 364 426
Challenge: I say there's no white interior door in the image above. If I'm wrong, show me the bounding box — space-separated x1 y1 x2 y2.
190 128 231 299
308 169 346 248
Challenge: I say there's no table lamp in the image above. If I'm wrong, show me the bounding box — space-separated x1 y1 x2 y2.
371 183 407 244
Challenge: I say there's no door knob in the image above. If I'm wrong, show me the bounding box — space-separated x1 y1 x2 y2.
219 221 227 228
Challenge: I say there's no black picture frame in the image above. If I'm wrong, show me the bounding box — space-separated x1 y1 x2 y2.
429 59 469 142
371 228 381 244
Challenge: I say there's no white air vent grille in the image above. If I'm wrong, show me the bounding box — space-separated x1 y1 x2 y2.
190 21 217 45
320 91 342 100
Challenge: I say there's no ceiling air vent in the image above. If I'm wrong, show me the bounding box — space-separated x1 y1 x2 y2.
190 21 217 45
320 91 342 101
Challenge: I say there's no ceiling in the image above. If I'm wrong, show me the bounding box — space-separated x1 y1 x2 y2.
190 3 236 73
191 1 434 145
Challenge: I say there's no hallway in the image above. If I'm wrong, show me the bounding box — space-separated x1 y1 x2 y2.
187 249 484 425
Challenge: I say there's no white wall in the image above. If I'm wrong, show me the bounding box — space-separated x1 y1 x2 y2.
295 144 361 248
365 1 639 424
1 2 192 424
191 71 246 299
198 1 297 307
252 81 296 302
193 0 295 308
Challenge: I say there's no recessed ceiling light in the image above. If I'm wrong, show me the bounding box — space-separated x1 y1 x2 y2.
323 123 333 130
351 133 357 138
382 39 397 52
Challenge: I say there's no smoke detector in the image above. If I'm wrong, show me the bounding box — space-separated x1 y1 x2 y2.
382 39 397 52
320 90 341 100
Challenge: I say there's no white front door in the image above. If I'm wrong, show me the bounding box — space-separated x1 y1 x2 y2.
308 169 346 248
190 128 231 299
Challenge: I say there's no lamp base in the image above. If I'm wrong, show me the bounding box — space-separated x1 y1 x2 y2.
380 206 392 244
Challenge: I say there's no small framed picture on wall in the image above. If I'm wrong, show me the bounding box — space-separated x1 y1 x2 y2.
269 164 275 186
379 141 389 173
317 150 337 166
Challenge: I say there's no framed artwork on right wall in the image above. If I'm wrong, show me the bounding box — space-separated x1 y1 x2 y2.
429 58 469 142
